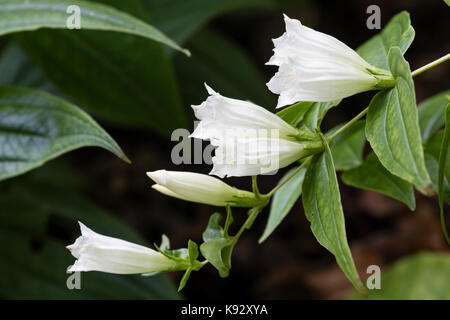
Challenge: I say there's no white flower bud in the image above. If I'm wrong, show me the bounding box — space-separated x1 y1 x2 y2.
67 222 178 274
147 170 257 206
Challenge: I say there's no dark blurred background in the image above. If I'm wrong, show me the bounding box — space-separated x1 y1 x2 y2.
0 0 449 299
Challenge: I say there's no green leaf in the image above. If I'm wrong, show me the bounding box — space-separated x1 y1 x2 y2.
352 253 450 300
14 28 185 134
298 100 341 132
259 167 306 243
438 104 450 244
0 0 189 55
342 152 416 210
276 101 313 127
174 29 275 107
302 137 365 293
366 47 431 194
418 90 450 141
0 167 179 299
145 0 274 45
188 240 199 265
357 11 415 70
200 213 234 278
329 120 366 171
0 86 129 182
424 131 450 204
177 268 192 292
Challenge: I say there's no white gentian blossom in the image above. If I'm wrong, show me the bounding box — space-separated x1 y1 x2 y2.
267 14 394 107
190 84 322 177
67 222 178 274
147 169 259 206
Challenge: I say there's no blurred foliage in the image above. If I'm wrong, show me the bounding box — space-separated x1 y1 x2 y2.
352 253 450 300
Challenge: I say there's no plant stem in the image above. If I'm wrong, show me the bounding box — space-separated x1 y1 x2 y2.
266 157 312 197
411 53 450 77
252 176 262 199
327 107 369 142
233 208 261 243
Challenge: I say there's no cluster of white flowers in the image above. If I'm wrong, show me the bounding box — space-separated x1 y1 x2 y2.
68 15 393 276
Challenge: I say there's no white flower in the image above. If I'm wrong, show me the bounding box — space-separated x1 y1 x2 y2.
147 169 256 206
267 14 392 107
67 222 177 274
190 84 321 177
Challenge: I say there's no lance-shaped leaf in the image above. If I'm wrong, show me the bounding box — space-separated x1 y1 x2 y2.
342 152 415 210
302 137 365 293
366 47 431 194
357 11 415 70
0 86 129 182
418 90 450 141
0 0 188 55
259 166 307 243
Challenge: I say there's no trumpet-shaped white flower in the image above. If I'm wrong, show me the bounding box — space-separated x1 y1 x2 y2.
147 169 257 206
67 222 178 274
190 84 322 177
267 14 393 107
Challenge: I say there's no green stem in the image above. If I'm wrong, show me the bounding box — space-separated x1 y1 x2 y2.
224 205 233 237
411 53 450 77
327 107 368 142
233 208 261 243
439 205 450 246
266 157 311 197
252 176 262 199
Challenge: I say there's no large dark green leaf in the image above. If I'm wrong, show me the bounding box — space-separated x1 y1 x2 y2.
342 152 415 210
329 120 366 171
302 139 364 293
418 90 450 141
259 166 307 243
0 86 129 182
0 165 179 299
14 28 185 134
357 11 415 70
366 47 431 194
0 0 188 55
352 253 450 300
174 29 274 107
144 0 274 45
